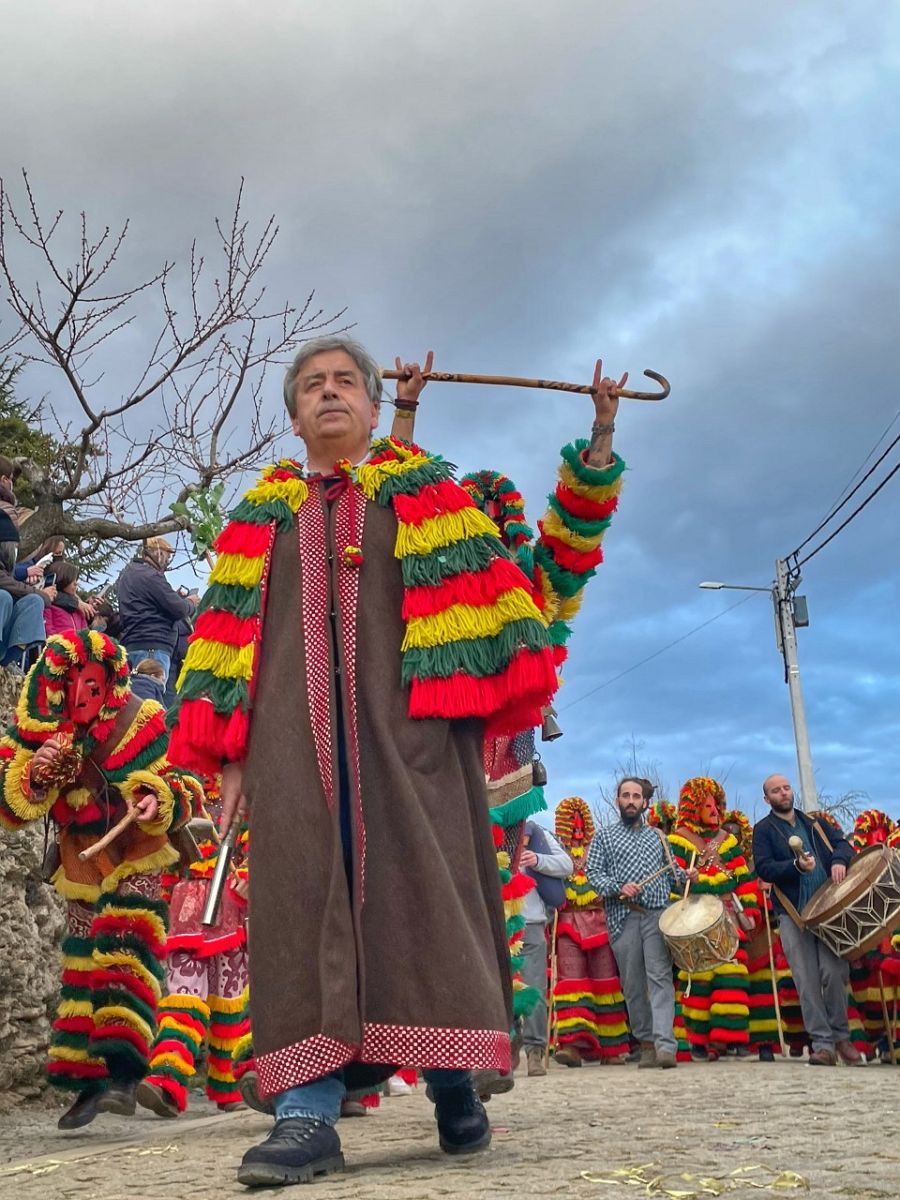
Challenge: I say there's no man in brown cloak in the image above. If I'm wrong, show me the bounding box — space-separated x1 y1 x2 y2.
170 335 591 1187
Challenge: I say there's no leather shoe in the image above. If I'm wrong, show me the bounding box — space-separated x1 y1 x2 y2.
758 1046 776 1063
57 1087 105 1130
237 1118 344 1187
238 1068 276 1116
433 1080 492 1156
96 1080 137 1116
554 1046 583 1068
136 1079 179 1119
835 1040 863 1065
526 1047 547 1077
808 1048 838 1066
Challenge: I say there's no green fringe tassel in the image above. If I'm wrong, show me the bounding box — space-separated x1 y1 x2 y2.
489 785 547 829
400 619 549 683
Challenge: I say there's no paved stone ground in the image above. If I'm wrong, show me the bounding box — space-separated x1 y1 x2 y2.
0 1059 897 1199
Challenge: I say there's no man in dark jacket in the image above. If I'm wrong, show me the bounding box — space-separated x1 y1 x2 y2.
117 537 197 684
752 774 861 1066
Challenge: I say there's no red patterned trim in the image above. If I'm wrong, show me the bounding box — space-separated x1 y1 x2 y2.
249 524 277 705
257 1034 358 1097
334 486 366 904
297 490 335 807
361 1022 511 1072
256 1023 510 1098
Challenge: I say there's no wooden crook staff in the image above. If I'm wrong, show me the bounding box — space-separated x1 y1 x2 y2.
381 368 670 402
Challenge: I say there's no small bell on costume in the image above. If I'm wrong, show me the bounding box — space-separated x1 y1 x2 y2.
541 706 563 742
532 755 548 788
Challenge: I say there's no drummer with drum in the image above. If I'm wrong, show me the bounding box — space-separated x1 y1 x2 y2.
752 774 863 1067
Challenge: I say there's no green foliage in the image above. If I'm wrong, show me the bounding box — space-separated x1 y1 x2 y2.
0 362 59 508
170 481 226 560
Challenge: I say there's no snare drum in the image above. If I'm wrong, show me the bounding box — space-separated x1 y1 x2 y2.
800 845 900 959
659 894 739 973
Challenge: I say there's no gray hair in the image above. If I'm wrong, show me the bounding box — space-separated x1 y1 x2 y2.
283 336 383 417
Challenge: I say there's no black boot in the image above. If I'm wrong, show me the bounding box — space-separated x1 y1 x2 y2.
432 1079 491 1156
96 1079 137 1116
758 1045 775 1063
237 1118 344 1188
57 1086 106 1130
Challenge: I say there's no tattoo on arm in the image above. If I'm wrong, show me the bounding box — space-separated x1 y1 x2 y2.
587 427 614 467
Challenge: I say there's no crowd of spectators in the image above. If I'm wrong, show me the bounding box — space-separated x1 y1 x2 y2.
0 454 200 701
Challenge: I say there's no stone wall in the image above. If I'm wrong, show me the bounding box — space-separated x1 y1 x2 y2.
0 670 66 1111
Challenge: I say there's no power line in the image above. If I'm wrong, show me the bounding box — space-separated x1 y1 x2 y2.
794 455 900 568
825 404 900 513
559 591 760 713
790 424 900 558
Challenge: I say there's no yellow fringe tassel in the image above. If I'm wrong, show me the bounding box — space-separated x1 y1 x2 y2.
402 588 543 650
393 506 500 558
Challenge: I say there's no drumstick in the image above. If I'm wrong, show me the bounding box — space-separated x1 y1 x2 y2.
381 368 671 402
620 861 671 896
681 850 699 902
78 808 140 861
762 898 788 1057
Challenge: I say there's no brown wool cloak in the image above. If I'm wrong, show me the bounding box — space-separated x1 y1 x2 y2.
241 479 512 1096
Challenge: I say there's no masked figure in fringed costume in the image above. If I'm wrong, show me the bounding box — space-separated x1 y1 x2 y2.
667 778 759 1060
847 810 900 1063
722 808 784 1061
391 366 626 1093
139 777 250 1117
550 797 629 1066
0 630 203 1130
647 798 676 836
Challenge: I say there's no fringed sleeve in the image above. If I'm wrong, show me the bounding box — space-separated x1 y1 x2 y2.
0 741 59 830
120 766 204 835
167 470 309 775
534 444 625 667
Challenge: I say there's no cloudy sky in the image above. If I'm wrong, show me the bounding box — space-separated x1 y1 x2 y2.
2 1 898 823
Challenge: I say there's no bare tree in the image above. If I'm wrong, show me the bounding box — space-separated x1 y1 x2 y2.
595 733 672 821
0 173 345 557
813 788 868 830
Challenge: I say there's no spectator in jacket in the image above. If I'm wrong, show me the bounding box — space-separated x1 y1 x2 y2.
117 537 198 682
752 774 861 1067
43 562 90 636
0 455 56 671
130 657 167 704
518 820 573 1077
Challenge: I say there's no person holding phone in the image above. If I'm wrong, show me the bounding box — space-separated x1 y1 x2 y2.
43 561 89 635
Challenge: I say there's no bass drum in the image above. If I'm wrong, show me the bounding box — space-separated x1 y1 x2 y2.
801 845 900 960
659 894 739 974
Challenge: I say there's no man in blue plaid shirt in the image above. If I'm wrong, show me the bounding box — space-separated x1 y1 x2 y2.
586 778 695 1068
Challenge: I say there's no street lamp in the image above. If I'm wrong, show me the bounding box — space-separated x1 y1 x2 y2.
698 561 815 813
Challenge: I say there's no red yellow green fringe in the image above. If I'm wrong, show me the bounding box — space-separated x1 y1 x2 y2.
169 440 560 774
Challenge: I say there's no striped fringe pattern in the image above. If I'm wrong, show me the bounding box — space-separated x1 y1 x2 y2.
89 892 168 1082
144 995 210 1112
489 788 547 1022
168 442 558 775
534 445 624 666
552 976 629 1059
678 960 751 1048
47 934 109 1092
773 935 808 1051
746 945 787 1049
207 993 251 1107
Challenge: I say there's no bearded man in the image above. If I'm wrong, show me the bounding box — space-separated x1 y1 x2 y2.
168 337 574 1187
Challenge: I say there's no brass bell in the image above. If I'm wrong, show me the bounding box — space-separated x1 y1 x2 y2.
532 755 548 788
541 706 563 742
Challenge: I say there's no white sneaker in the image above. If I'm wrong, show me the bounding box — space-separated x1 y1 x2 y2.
386 1075 414 1096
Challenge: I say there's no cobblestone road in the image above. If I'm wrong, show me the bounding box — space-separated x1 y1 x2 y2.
0 1059 897 1199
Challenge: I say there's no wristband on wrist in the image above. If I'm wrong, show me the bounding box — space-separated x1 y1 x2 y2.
591 420 615 436
394 398 419 412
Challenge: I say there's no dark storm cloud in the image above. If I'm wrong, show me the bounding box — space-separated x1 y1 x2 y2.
2 0 898 817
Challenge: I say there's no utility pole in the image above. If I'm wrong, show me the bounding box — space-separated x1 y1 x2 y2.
774 558 816 812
